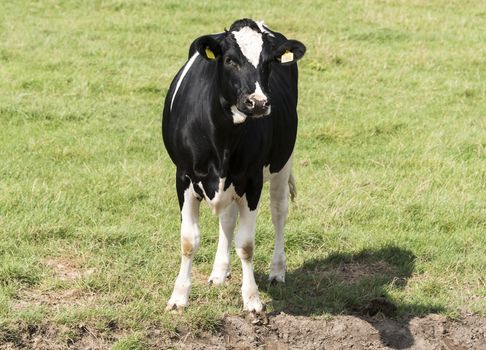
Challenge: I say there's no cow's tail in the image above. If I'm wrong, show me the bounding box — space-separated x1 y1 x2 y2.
288 171 297 202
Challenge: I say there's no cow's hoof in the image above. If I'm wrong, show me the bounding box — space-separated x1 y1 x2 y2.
166 292 188 312
269 257 286 284
165 301 186 313
268 273 285 284
208 270 230 286
243 296 264 313
208 276 225 286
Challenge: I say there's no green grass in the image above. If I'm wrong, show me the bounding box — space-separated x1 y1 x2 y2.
1 0 485 345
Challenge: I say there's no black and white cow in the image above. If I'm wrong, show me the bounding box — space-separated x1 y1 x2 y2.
162 18 305 312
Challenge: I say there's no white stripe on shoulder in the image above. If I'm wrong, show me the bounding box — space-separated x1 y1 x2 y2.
170 52 199 111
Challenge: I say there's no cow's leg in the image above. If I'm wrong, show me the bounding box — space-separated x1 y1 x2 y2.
235 196 263 312
166 175 201 311
209 202 238 285
269 158 293 283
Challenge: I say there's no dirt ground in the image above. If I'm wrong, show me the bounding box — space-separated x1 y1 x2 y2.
173 312 486 350
1 312 484 349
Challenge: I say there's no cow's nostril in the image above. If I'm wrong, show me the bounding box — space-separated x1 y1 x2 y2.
245 98 255 109
263 100 270 108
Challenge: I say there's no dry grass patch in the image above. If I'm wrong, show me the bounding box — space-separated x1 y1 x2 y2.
42 256 96 282
13 288 96 313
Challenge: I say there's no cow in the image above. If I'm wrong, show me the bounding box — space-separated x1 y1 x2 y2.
162 18 306 312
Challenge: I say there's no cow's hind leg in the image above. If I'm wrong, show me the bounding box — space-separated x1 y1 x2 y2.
209 203 237 285
269 159 293 283
166 175 201 311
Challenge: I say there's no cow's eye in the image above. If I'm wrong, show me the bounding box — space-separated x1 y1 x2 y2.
225 57 239 68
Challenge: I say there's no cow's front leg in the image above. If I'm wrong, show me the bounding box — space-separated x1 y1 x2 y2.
209 203 237 285
166 181 201 311
235 197 263 312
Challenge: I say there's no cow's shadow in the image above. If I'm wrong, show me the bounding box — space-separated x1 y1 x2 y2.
256 245 444 349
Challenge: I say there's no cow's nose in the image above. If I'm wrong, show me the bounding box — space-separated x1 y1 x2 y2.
244 97 255 109
246 96 270 116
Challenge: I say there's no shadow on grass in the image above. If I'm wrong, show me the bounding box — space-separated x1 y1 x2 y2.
257 245 445 349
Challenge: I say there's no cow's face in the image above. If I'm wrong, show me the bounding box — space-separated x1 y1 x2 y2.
194 19 306 123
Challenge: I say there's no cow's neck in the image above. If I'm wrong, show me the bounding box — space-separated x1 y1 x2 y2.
211 94 247 142
207 96 249 177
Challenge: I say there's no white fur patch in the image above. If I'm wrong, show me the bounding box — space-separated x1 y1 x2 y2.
253 82 267 101
170 52 199 111
198 178 238 215
232 26 263 68
231 105 247 124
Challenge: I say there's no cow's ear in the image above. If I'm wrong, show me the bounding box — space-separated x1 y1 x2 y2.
193 35 222 61
275 40 306 65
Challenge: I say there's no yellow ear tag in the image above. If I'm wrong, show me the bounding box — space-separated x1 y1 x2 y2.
281 50 294 63
205 47 216 60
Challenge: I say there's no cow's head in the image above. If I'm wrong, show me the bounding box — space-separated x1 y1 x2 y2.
193 19 306 123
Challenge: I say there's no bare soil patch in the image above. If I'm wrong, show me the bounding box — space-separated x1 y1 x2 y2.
1 311 484 349
171 313 486 350
0 322 120 350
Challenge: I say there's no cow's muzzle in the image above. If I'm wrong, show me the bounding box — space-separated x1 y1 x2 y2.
241 95 271 117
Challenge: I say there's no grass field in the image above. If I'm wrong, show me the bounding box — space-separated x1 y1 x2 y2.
1 0 485 348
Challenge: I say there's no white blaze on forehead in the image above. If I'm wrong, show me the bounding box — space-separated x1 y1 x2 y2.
232 26 263 68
